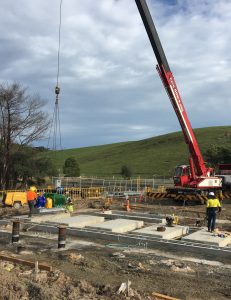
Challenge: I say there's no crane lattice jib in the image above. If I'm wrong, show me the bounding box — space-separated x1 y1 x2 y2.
135 0 208 177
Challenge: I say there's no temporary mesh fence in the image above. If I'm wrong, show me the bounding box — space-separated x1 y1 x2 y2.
51 176 173 192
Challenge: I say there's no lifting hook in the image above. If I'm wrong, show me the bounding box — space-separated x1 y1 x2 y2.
55 85 60 104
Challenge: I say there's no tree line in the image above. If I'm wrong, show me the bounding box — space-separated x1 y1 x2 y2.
0 82 80 189
0 82 51 189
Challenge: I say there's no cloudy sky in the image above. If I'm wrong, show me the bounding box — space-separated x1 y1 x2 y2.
0 0 231 149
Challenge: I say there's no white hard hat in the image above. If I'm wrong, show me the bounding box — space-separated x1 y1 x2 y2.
209 192 215 196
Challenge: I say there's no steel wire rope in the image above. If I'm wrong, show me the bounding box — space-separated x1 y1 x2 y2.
47 107 55 149
47 0 63 150
56 0 62 88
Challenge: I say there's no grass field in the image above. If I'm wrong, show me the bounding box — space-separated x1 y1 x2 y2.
45 126 231 178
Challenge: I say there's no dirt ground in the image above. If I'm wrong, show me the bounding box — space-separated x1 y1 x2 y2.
0 199 231 300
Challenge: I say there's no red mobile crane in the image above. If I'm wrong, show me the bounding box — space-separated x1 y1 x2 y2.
135 0 222 193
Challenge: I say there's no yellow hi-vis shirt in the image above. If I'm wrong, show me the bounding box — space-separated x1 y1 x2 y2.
207 198 221 208
65 204 74 212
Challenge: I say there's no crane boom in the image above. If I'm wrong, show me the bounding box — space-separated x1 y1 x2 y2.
135 0 208 177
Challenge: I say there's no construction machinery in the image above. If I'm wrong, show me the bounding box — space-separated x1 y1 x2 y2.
1 191 27 209
217 164 231 191
165 215 179 227
135 0 223 197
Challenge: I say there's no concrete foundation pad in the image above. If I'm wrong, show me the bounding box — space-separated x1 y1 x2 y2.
38 208 66 214
112 210 161 218
182 228 231 247
31 213 69 223
91 211 165 224
53 215 105 228
216 219 231 224
101 210 112 215
87 218 144 233
31 214 105 228
133 224 189 240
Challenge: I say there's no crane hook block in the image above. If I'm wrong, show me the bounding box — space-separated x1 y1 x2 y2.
55 86 60 95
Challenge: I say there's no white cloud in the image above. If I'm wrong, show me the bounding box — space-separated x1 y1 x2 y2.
0 0 230 149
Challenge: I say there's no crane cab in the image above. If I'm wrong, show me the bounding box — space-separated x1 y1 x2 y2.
173 165 191 187
173 164 222 190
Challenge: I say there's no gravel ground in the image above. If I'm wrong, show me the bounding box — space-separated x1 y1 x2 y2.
0 200 230 300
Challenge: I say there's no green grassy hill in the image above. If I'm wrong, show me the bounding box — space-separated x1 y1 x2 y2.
46 126 231 178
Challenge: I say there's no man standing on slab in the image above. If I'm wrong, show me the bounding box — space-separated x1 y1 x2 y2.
206 192 222 232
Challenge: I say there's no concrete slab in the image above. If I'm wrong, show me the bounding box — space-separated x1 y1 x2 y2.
31 214 105 229
113 214 165 224
31 213 69 223
216 219 231 224
53 215 105 228
182 228 231 247
11 208 66 220
112 210 161 218
87 218 144 233
91 211 165 224
38 208 66 214
101 210 112 215
132 224 189 240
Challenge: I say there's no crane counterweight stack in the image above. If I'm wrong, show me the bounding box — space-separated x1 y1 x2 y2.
135 0 222 193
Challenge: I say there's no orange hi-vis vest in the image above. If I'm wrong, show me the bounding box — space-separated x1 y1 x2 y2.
27 190 37 201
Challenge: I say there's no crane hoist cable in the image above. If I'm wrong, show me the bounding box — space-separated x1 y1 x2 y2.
48 0 63 150
56 0 63 94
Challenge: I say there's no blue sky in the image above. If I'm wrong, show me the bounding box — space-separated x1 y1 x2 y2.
0 0 230 149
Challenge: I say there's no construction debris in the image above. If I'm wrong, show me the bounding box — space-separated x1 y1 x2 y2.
68 252 83 263
111 252 126 259
0 254 52 271
0 192 230 299
117 279 132 296
152 292 181 300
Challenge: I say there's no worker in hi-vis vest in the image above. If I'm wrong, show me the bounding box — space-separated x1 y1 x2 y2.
206 192 221 232
27 186 37 218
